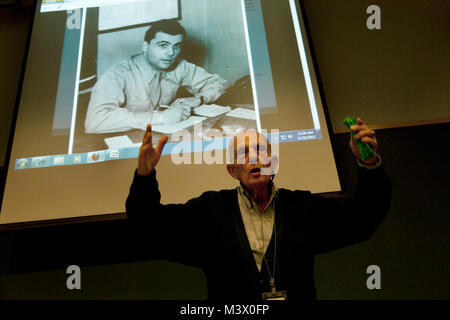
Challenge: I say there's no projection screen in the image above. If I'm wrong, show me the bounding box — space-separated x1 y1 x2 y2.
0 0 341 226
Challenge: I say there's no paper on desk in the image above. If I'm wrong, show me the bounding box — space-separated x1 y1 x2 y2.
104 135 134 149
151 116 207 134
226 107 257 120
194 104 231 117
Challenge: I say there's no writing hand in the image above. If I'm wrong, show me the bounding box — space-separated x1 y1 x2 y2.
160 101 192 124
173 97 202 108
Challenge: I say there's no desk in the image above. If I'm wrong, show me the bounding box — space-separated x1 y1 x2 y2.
72 104 257 153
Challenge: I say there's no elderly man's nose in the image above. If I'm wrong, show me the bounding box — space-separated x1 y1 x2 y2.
248 148 258 164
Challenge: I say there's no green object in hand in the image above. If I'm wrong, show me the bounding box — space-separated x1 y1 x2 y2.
344 116 376 161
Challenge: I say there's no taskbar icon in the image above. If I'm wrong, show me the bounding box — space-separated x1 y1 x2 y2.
87 151 106 163
15 158 30 170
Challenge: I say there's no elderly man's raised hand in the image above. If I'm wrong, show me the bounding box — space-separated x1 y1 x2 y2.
137 124 168 176
348 118 378 165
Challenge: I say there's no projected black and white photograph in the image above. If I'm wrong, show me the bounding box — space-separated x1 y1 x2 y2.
70 0 258 154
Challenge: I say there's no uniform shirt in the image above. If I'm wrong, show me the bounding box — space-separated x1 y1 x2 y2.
85 53 229 133
237 182 279 271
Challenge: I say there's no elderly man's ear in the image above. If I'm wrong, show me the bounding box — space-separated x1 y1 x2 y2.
226 164 238 179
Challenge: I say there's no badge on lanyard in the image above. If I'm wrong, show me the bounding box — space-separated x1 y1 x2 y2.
262 278 288 300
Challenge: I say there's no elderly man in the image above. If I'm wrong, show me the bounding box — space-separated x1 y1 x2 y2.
126 118 391 300
85 19 229 134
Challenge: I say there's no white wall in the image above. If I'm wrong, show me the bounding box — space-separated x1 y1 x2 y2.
204 0 250 82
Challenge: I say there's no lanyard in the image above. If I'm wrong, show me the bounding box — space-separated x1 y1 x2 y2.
248 208 277 292
262 215 277 293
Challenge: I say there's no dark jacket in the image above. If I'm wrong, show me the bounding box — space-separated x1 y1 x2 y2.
126 166 391 301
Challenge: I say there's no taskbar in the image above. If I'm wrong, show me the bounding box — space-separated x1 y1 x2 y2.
13 129 322 170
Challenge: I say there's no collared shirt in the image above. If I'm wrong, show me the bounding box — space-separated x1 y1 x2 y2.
237 182 279 272
236 157 381 272
85 53 229 133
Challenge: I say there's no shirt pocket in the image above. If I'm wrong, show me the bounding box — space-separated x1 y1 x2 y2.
160 77 181 105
